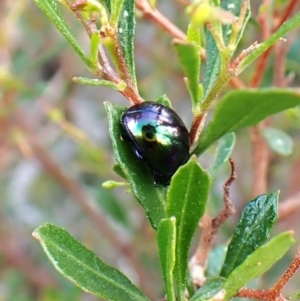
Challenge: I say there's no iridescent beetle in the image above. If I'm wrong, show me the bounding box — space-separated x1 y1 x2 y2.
121 101 190 186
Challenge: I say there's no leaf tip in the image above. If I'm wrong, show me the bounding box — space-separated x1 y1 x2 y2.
32 229 40 241
169 216 176 223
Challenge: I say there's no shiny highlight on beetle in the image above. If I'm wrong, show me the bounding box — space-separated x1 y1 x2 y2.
121 101 190 186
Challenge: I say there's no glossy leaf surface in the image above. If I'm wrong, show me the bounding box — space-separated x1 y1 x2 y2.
33 223 151 301
157 217 176 301
167 157 210 298
223 232 295 300
209 133 235 176
118 0 136 84
105 102 166 229
203 0 250 97
196 89 300 155
220 192 278 277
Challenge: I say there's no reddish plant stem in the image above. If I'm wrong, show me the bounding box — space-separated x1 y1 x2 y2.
251 125 269 196
189 112 208 149
249 2 273 197
71 3 144 104
273 36 293 87
276 0 299 32
136 0 206 60
279 191 300 221
288 155 300 196
112 32 144 104
229 77 246 88
236 247 300 300
250 0 297 196
250 0 298 88
136 0 186 41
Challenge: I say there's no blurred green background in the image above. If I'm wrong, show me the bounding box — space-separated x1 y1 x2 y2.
1 1 300 300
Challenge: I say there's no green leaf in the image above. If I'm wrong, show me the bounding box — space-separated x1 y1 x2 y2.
196 89 300 155
167 157 211 299
221 0 250 48
110 0 125 25
223 231 295 301
262 127 293 156
208 133 235 176
203 0 250 97
113 164 127 179
118 0 136 85
105 102 166 229
157 217 177 301
174 40 200 113
33 223 151 301
206 245 227 278
187 23 201 45
291 290 300 301
220 192 278 278
90 31 100 70
156 94 172 108
203 32 220 99
34 0 92 69
190 277 225 301
73 77 126 90
237 11 300 74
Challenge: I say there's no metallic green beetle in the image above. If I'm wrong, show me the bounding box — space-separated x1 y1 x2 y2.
121 101 190 186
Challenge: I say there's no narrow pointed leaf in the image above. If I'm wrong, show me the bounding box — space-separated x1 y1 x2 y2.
113 164 127 179
237 11 300 74
196 89 300 155
203 0 250 97
203 32 220 99
111 0 125 25
73 77 125 90
190 277 225 301
174 41 200 112
105 102 166 229
33 223 151 301
118 0 136 85
209 133 235 176
220 192 278 278
262 127 293 156
34 0 92 69
157 217 177 301
167 157 211 298
223 231 295 300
